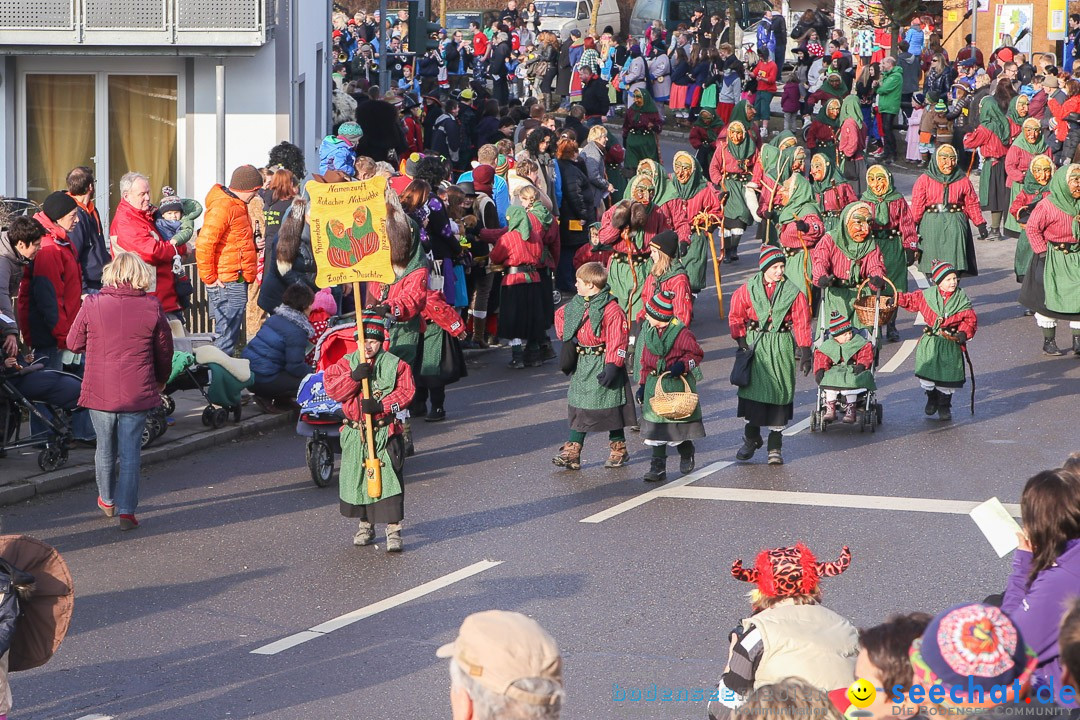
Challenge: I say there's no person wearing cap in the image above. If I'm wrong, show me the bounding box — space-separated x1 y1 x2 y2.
905 604 1060 717
1020 164 1080 356
195 164 262 356
324 308 415 552
438 610 564 719
707 544 857 719
636 230 693 329
16 191 82 369
893 259 976 420
635 289 704 482
730 246 813 465
318 121 363 178
552 261 635 471
813 311 875 423
911 144 986 279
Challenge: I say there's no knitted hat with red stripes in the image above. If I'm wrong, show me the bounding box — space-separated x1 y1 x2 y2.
828 311 852 337
361 310 387 341
645 290 675 322
759 245 785 273
930 260 957 285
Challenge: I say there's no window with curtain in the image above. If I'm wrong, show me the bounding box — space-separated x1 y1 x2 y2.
108 75 177 217
25 75 96 207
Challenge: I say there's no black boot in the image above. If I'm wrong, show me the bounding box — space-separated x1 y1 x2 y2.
1073 333 1080 356
541 334 557 361
736 427 763 461
524 341 543 367
1044 337 1064 356
923 389 939 416
677 441 696 475
643 456 667 482
508 345 525 369
766 430 784 465
886 321 900 343
937 392 953 421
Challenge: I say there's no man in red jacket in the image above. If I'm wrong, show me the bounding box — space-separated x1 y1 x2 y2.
18 192 83 369
110 171 187 319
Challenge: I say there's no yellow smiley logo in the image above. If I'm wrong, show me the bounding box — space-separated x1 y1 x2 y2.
847 678 877 709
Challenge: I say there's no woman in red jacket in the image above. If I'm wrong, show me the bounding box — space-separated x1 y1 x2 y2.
490 205 545 368
66 252 173 531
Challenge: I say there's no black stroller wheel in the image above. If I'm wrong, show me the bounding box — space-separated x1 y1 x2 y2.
232 406 242 423
37 445 67 472
201 406 213 427
212 408 228 429
161 394 176 416
876 403 883 425
307 439 335 487
810 410 819 433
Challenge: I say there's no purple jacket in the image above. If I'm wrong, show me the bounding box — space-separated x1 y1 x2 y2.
1002 538 1080 698
66 285 173 412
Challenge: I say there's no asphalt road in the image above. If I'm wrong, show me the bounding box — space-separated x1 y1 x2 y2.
5 150 1080 719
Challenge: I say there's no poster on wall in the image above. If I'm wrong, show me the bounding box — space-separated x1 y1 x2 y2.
1048 0 1066 40
993 4 1033 53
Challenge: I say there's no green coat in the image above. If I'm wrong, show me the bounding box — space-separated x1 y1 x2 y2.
562 292 628 410
876 67 903 115
738 275 799 406
339 350 404 507
914 287 971 386
818 336 876 391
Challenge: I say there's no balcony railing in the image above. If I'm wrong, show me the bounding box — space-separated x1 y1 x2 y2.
0 0 275 48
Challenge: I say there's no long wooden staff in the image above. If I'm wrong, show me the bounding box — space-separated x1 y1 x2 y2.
353 280 383 499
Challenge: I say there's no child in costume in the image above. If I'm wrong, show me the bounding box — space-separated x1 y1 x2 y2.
637 230 693 327
706 543 858 720
813 312 875 424
318 121 363 177
552 262 636 471
636 290 705 483
893 260 977 422
323 311 416 552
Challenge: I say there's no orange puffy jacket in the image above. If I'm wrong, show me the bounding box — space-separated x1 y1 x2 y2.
195 185 257 284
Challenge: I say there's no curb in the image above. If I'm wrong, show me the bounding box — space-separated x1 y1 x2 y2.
0 411 294 507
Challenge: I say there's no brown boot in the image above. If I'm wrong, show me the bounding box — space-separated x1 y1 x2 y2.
471 325 488 348
552 441 582 470
604 440 629 468
822 400 838 422
842 402 858 424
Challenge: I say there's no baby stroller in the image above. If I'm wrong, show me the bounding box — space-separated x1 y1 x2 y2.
161 345 251 430
0 367 74 472
296 318 358 488
809 279 890 433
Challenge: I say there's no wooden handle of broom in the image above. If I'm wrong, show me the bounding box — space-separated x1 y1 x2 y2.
353 281 383 499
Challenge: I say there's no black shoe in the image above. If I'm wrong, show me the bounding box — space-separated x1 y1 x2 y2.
923 389 939 416
508 347 525 369
679 449 696 475
541 342 557 361
1023 308 1035 316
886 326 901 343
937 394 953 421
736 436 763 461
425 407 446 422
643 457 667 482
1044 338 1064 356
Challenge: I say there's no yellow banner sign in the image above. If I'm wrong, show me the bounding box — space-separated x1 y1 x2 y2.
306 176 396 288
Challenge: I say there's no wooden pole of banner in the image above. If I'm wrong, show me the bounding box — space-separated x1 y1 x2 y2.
353 280 383 499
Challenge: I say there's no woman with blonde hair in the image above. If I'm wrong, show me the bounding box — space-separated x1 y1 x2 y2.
66 252 173 531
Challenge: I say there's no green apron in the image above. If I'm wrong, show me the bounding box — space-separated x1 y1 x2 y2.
1014 228 1036 280
608 253 652 322
783 248 813 300
1004 182 1024 235
978 157 1001 208
737 275 799 406
872 226 909 294
818 336 876 391
722 175 753 226
338 350 404 507
914 287 970 385
625 131 659 171
640 320 703 425
917 210 973 276
683 230 710 292
563 292 627 410
1044 242 1080 314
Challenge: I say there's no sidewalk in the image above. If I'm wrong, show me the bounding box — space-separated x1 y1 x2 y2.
0 388 293 507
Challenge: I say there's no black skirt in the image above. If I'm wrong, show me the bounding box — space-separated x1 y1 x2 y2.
539 269 555 327
982 158 1009 213
641 419 706 442
417 332 468 389
738 396 795 427
1019 251 1080 321
498 281 547 342
568 383 638 432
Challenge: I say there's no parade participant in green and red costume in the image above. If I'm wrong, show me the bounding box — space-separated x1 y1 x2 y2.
708 120 758 264
812 202 888 331
862 164 918 342
729 246 813 466
813 312 876 424
324 310 416 552
774 173 826 300
1009 155 1053 288
636 290 705 483
597 177 670 321
552 262 636 471
910 144 987 277
808 152 857 240
893 260 978 422
637 231 693 327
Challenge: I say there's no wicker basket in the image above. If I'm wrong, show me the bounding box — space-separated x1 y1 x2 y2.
649 371 699 421
853 277 898 328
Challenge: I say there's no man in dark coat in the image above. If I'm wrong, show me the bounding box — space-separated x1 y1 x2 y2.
581 66 611 123
64 166 110 294
354 99 409 164
489 32 513 105
556 33 574 107
770 11 788 70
